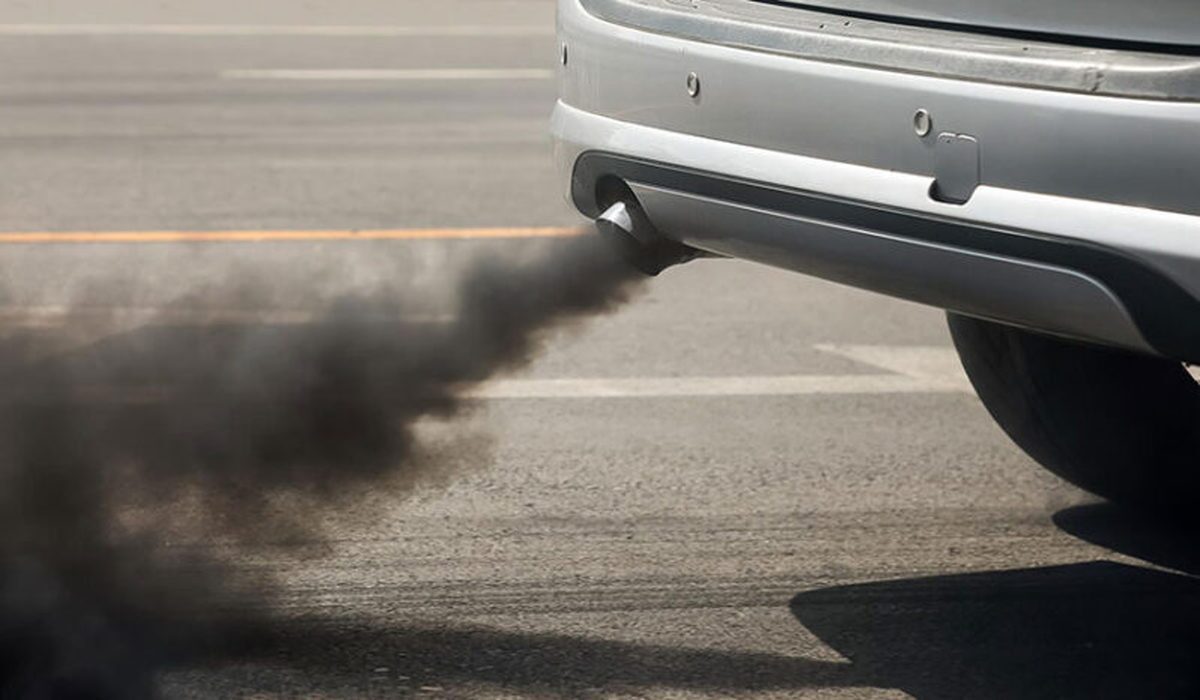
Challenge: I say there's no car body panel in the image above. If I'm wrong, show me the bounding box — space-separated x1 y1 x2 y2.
554 0 1200 359
580 0 1200 100
565 0 1200 216
762 0 1200 48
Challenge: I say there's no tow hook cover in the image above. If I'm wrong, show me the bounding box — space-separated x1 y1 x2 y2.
930 132 980 205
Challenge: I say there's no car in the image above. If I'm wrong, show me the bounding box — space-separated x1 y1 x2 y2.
551 0 1200 511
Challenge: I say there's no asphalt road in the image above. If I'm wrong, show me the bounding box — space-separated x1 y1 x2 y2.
2 1 1198 698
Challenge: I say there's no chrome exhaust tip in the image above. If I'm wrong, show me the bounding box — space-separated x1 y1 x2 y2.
594 200 704 276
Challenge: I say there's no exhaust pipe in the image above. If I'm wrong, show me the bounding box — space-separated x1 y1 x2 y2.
595 199 705 276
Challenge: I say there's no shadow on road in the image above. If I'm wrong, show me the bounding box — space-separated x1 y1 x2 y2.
214 618 858 697
1054 502 1200 576
791 507 1200 699
188 503 1200 698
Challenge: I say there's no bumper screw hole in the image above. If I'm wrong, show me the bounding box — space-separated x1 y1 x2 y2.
914 108 932 137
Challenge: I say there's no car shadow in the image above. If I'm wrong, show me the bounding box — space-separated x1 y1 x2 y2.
201 617 861 697
216 514 1200 699
1053 502 1200 576
791 507 1200 699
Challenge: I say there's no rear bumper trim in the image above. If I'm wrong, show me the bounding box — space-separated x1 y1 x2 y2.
568 149 1200 361
580 0 1200 100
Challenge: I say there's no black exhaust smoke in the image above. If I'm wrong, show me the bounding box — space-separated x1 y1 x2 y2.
0 232 644 697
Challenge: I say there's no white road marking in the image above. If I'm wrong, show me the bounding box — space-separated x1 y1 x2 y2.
814 344 972 392
0 312 971 401
0 24 552 37
471 371 969 399
472 346 971 398
221 68 555 81
42 365 972 405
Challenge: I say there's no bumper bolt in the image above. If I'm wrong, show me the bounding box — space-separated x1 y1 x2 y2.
686 72 700 98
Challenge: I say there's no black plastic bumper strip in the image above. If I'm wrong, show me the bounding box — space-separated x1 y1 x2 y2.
572 152 1200 361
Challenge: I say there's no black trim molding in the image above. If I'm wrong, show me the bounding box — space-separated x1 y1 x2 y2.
572 152 1200 361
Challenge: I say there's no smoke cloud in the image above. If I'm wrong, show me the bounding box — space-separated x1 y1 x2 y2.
0 232 643 697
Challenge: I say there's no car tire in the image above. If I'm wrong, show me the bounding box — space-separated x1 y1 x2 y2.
947 312 1200 511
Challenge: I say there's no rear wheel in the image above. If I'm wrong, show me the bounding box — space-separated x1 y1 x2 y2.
947 313 1200 511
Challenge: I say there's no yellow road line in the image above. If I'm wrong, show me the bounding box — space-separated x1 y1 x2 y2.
0 227 581 244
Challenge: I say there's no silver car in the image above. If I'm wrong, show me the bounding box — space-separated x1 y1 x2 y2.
552 0 1200 510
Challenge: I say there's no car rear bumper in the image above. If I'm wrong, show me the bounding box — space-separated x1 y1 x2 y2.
553 0 1200 361
579 0 1200 100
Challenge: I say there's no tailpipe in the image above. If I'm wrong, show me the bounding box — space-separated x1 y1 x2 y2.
594 199 705 276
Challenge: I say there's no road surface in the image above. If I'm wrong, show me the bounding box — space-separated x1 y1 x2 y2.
1 1 1197 697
